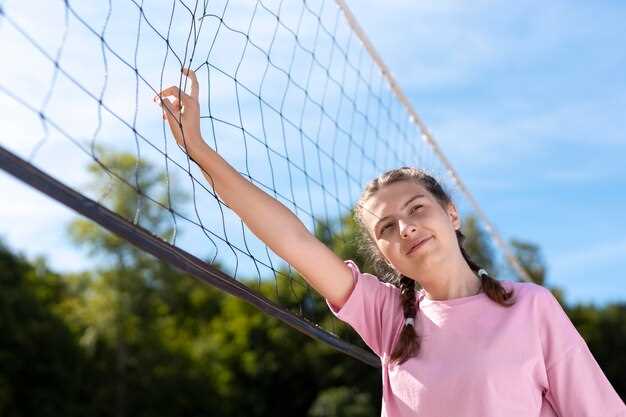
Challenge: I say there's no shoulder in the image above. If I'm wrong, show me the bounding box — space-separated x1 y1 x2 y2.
495 279 562 314
343 259 400 295
500 279 571 327
328 260 401 317
327 260 405 358
502 282 587 367
500 279 553 301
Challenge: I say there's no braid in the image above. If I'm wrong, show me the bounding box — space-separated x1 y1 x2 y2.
399 275 417 319
457 230 515 306
389 275 420 365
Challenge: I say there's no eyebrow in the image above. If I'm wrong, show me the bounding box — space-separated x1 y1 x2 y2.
374 194 426 233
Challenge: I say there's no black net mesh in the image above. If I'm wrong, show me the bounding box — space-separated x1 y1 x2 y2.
0 0 517 365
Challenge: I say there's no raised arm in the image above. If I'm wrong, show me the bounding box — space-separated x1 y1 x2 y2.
155 67 355 310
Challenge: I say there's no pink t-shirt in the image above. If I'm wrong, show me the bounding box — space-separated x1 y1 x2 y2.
326 260 626 417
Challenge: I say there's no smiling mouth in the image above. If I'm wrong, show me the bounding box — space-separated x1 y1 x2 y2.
407 236 432 255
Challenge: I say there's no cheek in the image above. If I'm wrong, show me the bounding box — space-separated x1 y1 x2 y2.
377 240 388 253
376 241 390 258
379 241 400 261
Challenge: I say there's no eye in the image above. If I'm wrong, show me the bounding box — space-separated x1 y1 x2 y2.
381 222 394 235
379 206 422 236
410 204 423 214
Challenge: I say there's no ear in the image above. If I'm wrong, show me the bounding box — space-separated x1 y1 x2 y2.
446 202 461 231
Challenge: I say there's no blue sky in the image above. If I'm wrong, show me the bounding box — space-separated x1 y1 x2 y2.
1 0 624 308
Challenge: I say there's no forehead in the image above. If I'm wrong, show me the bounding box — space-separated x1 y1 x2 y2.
361 181 430 227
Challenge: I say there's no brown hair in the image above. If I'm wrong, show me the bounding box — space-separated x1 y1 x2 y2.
353 167 515 366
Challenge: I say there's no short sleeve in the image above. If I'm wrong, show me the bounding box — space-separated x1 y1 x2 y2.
538 287 626 416
325 259 401 358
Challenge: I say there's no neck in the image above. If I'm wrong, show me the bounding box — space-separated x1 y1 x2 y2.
418 257 482 301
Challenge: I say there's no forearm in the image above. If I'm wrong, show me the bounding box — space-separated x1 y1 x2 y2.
188 140 310 252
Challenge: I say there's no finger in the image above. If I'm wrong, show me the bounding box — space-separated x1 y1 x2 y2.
156 86 187 100
161 98 180 120
158 95 180 112
182 67 199 101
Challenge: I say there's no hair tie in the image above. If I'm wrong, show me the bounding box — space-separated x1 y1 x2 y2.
404 317 415 327
478 269 488 278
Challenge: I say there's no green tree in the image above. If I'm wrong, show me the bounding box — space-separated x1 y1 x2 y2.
509 238 547 286
0 240 89 417
309 387 375 417
508 238 567 303
566 302 626 397
66 150 198 417
461 214 496 275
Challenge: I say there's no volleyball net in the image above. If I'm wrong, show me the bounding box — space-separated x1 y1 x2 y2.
0 0 530 367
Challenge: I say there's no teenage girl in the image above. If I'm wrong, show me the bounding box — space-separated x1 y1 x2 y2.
154 68 626 417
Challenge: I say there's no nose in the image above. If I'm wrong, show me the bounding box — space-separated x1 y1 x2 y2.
399 219 417 239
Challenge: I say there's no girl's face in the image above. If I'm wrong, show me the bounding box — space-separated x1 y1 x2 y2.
362 180 462 279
